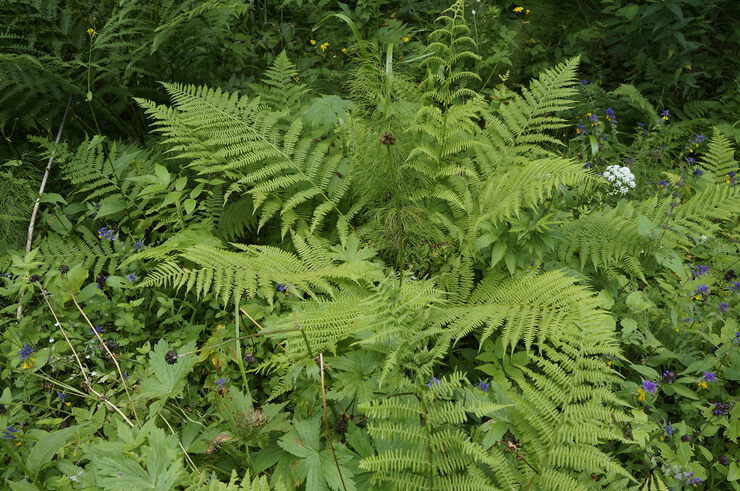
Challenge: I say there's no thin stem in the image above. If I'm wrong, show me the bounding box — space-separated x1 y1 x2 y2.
71 295 141 425
240 307 290 354
176 328 302 357
319 353 347 491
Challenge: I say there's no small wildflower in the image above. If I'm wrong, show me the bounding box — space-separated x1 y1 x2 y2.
2 426 18 439
657 179 668 188
402 36 410 43
525 9 531 14
693 265 710 277
513 6 524 13
165 349 178 365
718 302 728 313
681 434 691 442
642 380 658 393
475 380 491 393
320 42 330 51
732 281 740 291
583 162 592 169
662 370 676 383
692 167 702 176
576 124 586 135
726 171 736 185
95 274 107 288
48 337 54 343
605 107 617 123
276 283 287 293
718 455 729 465
580 79 590 86
703 371 716 382
310 39 316 45
126 273 138 283
133 240 144 251
724 270 736 280
695 285 708 296
664 422 673 437
215 377 227 388
97 227 117 241
587 112 600 126
341 47 348 53
660 109 670 120
713 402 731 415
697 381 708 390
86 28 97 36
58 392 66 402
686 476 703 486
425 377 442 387
18 344 34 361
59 265 69 274
92 325 104 335
636 388 646 402
380 133 396 145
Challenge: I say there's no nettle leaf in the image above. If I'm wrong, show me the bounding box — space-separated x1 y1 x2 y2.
138 339 198 413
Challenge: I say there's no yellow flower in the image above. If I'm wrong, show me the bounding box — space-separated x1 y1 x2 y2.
310 39 317 45
402 36 410 43
22 357 35 369
86 28 97 36
341 47 348 54
697 381 708 390
526 9 531 14
513 6 524 13
320 42 330 51
14 441 23 447
636 388 646 402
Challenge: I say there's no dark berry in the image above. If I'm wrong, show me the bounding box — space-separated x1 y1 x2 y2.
29 274 41 282
681 434 691 442
165 350 178 365
244 353 258 365
58 265 69 274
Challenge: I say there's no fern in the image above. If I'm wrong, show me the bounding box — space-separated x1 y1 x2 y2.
697 130 739 182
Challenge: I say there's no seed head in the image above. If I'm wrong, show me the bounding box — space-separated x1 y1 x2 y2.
165 349 178 365
380 133 396 145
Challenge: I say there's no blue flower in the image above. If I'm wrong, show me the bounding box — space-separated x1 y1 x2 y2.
662 370 676 383
732 281 740 291
91 326 105 335
718 302 729 313
58 392 66 402
2 426 18 439
642 380 658 393
133 241 144 251
425 377 442 388
657 179 668 188
686 157 696 164
576 124 586 135
95 274 107 288
692 167 702 176
126 273 138 283
664 422 673 437
97 227 117 241
693 265 710 277
475 380 491 393
696 285 708 295
580 79 590 85
694 134 704 143
276 283 287 293
605 107 617 123
215 377 227 388
703 371 716 382
17 344 34 360
660 109 670 120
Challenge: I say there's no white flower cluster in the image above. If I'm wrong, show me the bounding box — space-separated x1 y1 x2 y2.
603 165 636 194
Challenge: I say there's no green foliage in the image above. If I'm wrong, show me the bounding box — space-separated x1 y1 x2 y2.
1 1 739 490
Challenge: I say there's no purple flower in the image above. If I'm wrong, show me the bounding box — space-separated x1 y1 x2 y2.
17 344 34 360
97 227 117 241
694 135 704 143
732 281 740 291
725 270 736 280
276 283 286 293
475 380 491 393
91 326 105 335
692 167 702 176
425 377 442 388
686 157 696 165
580 79 590 85
718 302 729 313
664 422 673 437
2 426 18 439
693 265 710 277
589 113 599 123
660 109 670 120
703 372 716 382
58 392 66 402
713 402 731 415
133 241 144 251
576 124 586 135
696 285 708 295
658 179 668 188
642 380 658 393
126 273 138 283
95 274 107 288
605 107 617 123
583 161 593 169
662 370 676 383
215 377 227 388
